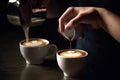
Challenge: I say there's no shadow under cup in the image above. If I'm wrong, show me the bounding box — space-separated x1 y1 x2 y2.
19 38 57 65
56 49 88 78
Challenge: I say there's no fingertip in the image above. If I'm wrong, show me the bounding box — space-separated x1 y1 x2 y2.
65 26 71 30
65 23 73 30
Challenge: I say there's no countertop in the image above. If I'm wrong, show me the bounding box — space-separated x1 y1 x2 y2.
0 18 80 80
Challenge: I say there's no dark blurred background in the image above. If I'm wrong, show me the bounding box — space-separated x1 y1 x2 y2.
0 0 78 50
0 1 78 80
1 0 120 80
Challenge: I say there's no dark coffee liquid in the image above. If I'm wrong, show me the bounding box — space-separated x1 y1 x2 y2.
68 35 73 49
18 0 49 42
69 40 72 49
65 28 75 49
23 26 29 42
18 0 32 42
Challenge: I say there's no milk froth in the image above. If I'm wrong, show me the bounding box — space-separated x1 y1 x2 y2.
60 50 86 58
22 39 48 47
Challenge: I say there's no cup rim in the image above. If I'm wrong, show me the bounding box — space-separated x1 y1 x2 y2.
19 38 49 47
57 49 88 58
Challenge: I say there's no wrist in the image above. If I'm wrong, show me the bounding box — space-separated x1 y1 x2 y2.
95 7 108 16
95 7 107 30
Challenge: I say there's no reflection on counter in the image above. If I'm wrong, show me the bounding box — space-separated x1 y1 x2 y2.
21 64 62 80
62 76 81 80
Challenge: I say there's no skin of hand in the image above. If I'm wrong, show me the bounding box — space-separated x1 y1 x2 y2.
58 7 120 43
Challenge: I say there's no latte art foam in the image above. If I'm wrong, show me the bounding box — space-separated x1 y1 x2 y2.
22 39 48 47
60 50 86 58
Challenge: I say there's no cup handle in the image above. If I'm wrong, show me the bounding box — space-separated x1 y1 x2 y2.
46 44 58 60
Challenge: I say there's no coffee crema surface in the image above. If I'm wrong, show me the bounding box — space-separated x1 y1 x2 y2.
59 50 87 58
22 39 48 47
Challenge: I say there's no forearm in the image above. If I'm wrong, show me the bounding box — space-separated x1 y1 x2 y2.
96 8 120 43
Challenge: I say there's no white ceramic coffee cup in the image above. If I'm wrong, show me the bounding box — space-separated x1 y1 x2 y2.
56 49 88 78
19 38 57 64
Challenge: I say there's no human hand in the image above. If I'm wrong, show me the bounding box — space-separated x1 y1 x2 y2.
58 7 104 37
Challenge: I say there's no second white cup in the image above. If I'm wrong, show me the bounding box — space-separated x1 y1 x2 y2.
19 38 57 64
56 49 88 78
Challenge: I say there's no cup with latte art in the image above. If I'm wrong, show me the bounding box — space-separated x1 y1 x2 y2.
56 49 88 78
19 38 57 65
